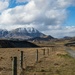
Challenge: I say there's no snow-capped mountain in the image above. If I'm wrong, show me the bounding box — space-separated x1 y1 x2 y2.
0 29 8 38
0 27 54 40
6 27 45 39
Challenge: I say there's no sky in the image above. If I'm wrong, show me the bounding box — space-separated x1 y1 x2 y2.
0 0 75 38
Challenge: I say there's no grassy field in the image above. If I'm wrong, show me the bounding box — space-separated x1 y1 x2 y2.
70 46 75 50
0 44 75 75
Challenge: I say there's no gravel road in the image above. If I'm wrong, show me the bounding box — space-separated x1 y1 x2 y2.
65 47 75 58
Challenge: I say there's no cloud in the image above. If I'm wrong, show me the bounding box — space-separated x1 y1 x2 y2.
0 0 75 37
43 26 75 38
0 0 9 12
0 0 71 25
16 0 29 3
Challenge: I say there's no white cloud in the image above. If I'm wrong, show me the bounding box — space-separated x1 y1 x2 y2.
0 0 9 12
0 0 75 37
16 0 29 3
43 26 75 38
0 0 70 25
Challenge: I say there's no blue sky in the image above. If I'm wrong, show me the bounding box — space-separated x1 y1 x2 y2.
9 0 28 8
65 6 75 26
0 0 75 38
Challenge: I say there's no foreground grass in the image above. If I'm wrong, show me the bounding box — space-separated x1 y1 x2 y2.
33 46 75 75
0 46 75 75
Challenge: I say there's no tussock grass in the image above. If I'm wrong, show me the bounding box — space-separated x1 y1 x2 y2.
0 45 75 75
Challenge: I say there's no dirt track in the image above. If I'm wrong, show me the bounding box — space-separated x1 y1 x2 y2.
65 47 75 58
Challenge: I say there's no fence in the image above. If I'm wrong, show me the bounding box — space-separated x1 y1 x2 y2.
0 47 55 75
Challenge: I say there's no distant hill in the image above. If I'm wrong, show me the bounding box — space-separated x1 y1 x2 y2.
0 40 39 48
29 35 54 41
0 27 54 40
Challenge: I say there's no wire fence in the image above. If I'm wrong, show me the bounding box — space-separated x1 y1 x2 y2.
0 46 57 75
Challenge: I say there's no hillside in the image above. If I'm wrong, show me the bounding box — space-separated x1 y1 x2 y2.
0 40 38 48
29 35 54 41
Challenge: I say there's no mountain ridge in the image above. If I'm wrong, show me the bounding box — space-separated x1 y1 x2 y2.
0 27 54 40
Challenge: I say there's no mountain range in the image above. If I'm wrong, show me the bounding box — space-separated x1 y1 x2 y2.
0 27 54 40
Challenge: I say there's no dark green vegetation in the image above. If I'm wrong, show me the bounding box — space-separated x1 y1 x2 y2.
65 42 75 46
0 40 38 48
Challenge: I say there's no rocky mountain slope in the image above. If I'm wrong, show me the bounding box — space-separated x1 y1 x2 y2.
0 27 54 40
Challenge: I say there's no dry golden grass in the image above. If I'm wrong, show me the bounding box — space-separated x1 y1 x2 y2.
0 45 75 75
70 47 75 50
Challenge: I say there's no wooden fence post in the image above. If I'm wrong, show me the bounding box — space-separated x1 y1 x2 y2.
36 49 38 62
21 51 23 69
43 49 45 55
12 57 17 75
